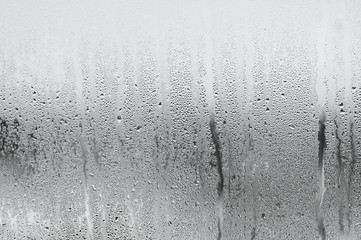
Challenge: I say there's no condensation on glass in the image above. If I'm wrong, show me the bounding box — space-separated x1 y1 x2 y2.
0 1 361 239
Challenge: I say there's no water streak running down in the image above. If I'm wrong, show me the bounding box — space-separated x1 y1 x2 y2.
346 120 357 236
316 109 326 240
79 136 94 240
334 116 345 235
209 113 224 240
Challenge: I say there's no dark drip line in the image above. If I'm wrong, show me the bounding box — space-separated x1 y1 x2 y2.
209 114 224 240
317 111 326 240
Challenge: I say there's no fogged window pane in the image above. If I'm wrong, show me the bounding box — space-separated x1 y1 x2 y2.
0 1 361 239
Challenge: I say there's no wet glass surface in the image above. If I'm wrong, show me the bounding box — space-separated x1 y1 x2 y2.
0 1 361 239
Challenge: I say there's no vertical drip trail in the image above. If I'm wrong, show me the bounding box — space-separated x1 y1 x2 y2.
209 113 224 240
346 120 357 235
79 136 94 240
314 4 329 238
334 117 345 235
316 110 326 240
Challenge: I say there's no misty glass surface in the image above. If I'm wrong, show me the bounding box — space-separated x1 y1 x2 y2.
0 1 361 239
